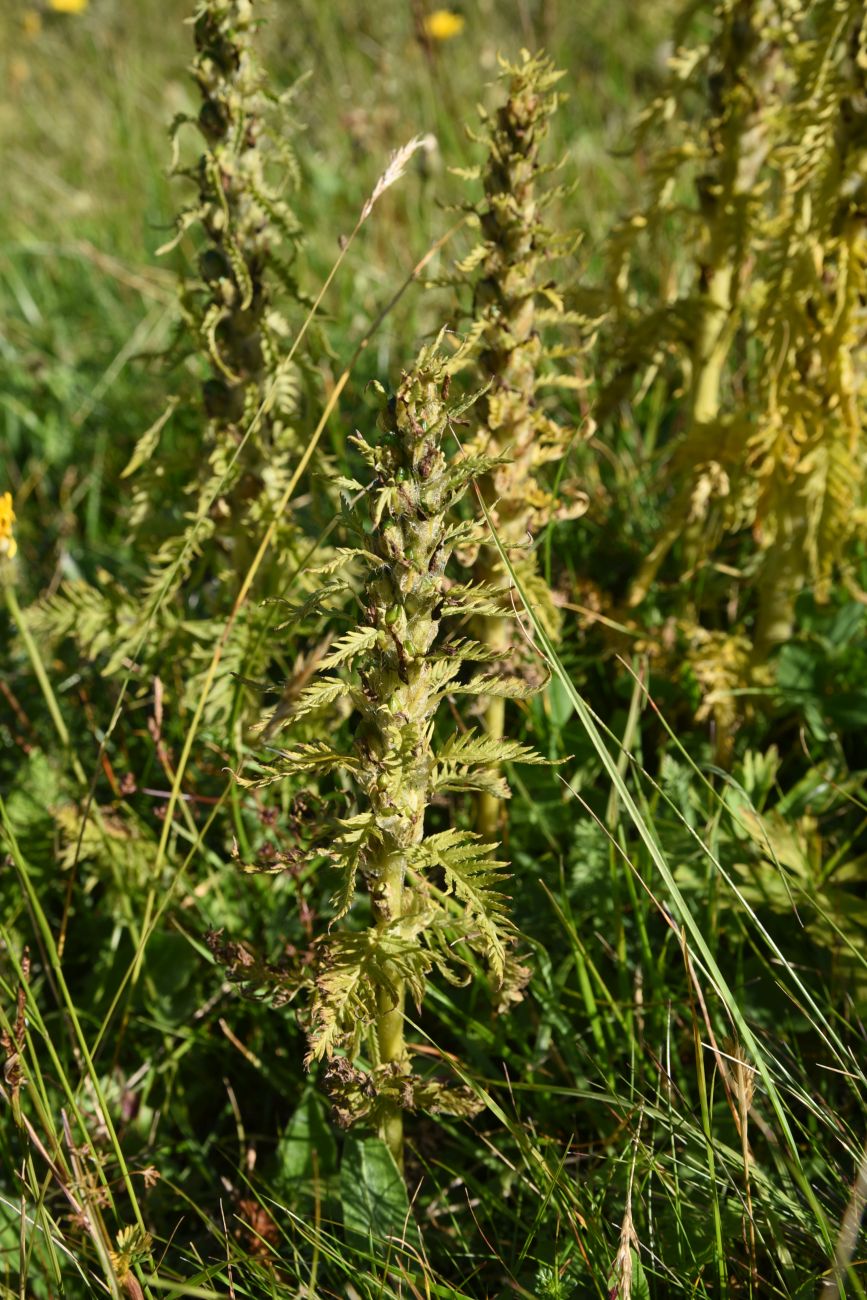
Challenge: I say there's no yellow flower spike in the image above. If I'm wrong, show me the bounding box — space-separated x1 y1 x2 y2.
49 0 89 12
423 8 465 41
0 493 18 561
22 10 43 37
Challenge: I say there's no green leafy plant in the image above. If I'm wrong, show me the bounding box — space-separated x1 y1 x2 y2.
612 0 784 612
147 0 312 570
239 342 546 1165
8 0 867 1293
592 0 867 743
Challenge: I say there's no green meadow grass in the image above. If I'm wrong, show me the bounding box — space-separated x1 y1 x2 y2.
1 2 866 1297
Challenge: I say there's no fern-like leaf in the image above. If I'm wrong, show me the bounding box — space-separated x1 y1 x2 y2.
412 830 513 978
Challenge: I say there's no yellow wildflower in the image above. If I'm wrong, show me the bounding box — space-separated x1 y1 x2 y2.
423 9 465 41
22 10 42 37
49 0 89 13
0 493 17 561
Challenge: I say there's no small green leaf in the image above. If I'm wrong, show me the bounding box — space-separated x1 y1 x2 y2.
319 626 379 670
120 400 178 479
290 675 351 721
454 669 549 699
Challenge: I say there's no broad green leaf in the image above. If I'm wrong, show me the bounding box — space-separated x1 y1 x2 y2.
275 1090 337 1188
340 1135 419 1254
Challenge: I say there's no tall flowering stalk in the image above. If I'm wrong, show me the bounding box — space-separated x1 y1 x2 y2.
458 52 589 837
151 0 308 570
604 0 867 671
239 344 545 1166
34 0 316 730
747 1 867 654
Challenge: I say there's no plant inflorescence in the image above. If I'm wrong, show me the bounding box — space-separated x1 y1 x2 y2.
7 2 867 1294
596 0 867 737
241 342 545 1165
455 51 591 835
33 0 318 732
159 0 310 565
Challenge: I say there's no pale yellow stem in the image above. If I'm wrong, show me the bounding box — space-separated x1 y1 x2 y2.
477 614 510 840
753 531 803 660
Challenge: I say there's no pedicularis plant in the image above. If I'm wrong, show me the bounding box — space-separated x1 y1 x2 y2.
746 0 866 654
597 0 866 726
618 0 784 614
157 0 310 566
241 343 546 1166
456 51 591 836
34 0 317 730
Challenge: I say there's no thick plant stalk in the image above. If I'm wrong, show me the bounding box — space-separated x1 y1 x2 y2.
375 859 409 1162
30 0 315 734
476 619 510 842
352 373 458 1161
753 527 804 656
241 344 546 1164
462 52 584 839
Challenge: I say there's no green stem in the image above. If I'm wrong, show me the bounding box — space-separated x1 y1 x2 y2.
376 855 406 1168
4 585 87 787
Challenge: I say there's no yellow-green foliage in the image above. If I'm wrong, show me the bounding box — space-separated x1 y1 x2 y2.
744 2 866 651
606 1 867 670
238 343 546 1162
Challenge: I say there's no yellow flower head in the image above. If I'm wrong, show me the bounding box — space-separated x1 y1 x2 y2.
49 0 89 12
423 8 465 41
0 493 17 561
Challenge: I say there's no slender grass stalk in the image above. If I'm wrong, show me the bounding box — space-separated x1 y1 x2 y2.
684 940 728 1295
0 804 152 1294
476 489 850 1280
3 586 86 788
